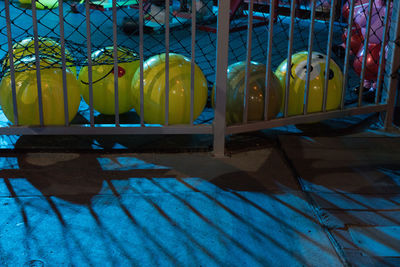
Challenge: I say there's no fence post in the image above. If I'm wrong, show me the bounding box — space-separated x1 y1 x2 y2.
213 0 230 157
384 0 400 129
395 77 400 126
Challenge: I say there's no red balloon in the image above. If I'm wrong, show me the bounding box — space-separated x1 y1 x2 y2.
353 43 383 81
342 24 364 55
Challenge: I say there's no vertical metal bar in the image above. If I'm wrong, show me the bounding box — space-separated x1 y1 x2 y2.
376 0 392 104
190 0 197 125
358 0 374 106
303 0 316 115
284 0 297 117
243 0 254 124
31 1 44 126
165 0 170 126
322 0 337 112
4 0 18 125
139 0 144 126
264 0 276 121
112 0 120 126
85 0 94 126
384 0 400 129
58 0 69 126
341 0 356 109
213 0 230 157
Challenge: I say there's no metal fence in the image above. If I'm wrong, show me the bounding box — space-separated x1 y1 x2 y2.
0 0 399 156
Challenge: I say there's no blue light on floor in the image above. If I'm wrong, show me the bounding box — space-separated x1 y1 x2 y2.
349 226 400 257
0 157 19 170
111 143 128 149
97 157 170 171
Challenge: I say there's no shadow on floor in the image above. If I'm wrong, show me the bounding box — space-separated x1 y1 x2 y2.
0 144 342 266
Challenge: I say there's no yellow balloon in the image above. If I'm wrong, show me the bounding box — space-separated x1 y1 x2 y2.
19 0 58 9
0 56 81 125
2 37 76 76
275 51 343 116
212 61 282 125
78 46 140 115
131 53 208 125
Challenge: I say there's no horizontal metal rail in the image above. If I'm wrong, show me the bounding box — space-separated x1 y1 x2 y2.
0 125 213 135
226 104 388 135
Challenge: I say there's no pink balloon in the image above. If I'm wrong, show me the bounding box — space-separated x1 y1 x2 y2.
354 2 370 27
342 0 370 20
360 4 392 44
375 0 385 7
352 0 386 27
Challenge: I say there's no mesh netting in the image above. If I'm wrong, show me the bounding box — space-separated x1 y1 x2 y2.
0 0 396 125
224 0 393 105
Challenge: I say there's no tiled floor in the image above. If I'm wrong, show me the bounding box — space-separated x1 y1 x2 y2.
280 135 400 267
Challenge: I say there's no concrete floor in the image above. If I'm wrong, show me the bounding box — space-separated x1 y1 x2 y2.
0 149 342 266
0 115 399 266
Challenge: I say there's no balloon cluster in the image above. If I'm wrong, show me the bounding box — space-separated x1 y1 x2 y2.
341 0 391 91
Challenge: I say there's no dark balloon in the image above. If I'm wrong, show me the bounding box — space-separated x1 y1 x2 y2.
212 61 282 125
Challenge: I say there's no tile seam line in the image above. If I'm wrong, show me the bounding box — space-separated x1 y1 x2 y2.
319 208 400 212
276 137 350 267
0 190 243 199
303 190 400 195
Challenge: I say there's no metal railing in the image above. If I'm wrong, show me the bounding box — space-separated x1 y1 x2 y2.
213 0 400 156
0 0 399 156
